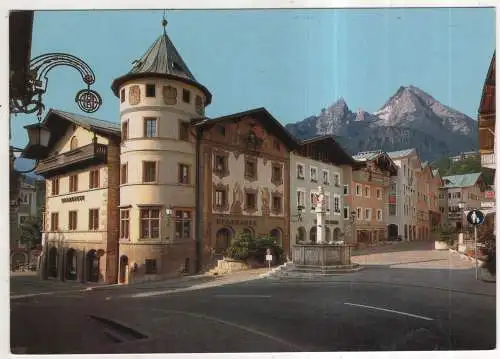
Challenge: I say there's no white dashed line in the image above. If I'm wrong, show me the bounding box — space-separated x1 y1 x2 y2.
344 302 434 321
213 294 272 298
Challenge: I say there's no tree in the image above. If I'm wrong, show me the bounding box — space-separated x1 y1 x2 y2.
20 215 42 249
430 155 494 186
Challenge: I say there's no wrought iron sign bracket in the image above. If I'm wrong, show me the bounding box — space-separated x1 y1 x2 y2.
10 52 103 116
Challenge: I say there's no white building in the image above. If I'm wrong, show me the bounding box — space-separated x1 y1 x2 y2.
386 149 422 240
289 136 356 245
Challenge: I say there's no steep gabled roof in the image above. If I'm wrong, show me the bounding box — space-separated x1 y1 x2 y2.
48 109 120 136
192 107 299 150
299 135 357 166
22 108 120 159
353 150 398 175
442 172 482 188
111 30 212 104
479 51 495 116
386 148 416 159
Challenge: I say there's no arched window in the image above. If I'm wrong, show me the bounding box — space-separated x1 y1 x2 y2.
70 136 78 150
296 227 306 244
309 227 317 244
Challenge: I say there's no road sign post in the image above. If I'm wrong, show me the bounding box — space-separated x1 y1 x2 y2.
474 225 478 280
466 209 485 281
266 248 272 271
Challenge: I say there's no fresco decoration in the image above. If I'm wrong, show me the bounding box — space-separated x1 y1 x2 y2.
230 182 244 214
261 187 270 216
128 85 141 105
163 85 177 105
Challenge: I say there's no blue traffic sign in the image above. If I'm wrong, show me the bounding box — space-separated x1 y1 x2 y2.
467 209 485 226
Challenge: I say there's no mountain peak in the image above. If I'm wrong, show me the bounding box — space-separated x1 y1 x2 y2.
285 84 478 162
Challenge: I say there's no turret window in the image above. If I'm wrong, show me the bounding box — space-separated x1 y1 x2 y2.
146 84 156 97
120 88 125 103
182 89 191 103
144 117 157 137
143 161 157 183
122 120 129 141
179 121 190 141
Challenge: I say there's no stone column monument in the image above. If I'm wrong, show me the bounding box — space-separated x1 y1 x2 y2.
315 186 326 244
289 186 361 275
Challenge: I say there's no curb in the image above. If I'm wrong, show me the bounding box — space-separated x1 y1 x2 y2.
449 248 484 266
11 270 270 300
127 273 265 298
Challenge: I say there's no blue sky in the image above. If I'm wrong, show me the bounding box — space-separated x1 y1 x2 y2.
10 8 495 149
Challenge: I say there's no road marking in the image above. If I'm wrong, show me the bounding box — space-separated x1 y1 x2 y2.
213 294 272 299
153 309 304 351
344 302 434 321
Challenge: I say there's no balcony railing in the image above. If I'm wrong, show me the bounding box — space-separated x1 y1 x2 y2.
352 171 391 187
36 142 108 176
481 152 495 167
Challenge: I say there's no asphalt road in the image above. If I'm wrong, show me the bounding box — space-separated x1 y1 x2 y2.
11 268 496 354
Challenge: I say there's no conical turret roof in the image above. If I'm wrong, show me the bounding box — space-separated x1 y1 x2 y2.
129 32 196 80
111 28 212 104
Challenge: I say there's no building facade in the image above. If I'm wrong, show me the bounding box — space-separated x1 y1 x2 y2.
386 149 421 241
10 174 45 269
347 151 398 244
37 109 121 283
193 108 296 263
290 136 356 246
109 28 212 282
478 52 496 172
440 173 486 230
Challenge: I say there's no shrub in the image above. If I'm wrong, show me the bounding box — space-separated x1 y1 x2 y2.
226 232 285 264
226 231 256 261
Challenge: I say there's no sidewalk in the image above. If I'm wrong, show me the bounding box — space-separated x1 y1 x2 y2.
10 267 273 299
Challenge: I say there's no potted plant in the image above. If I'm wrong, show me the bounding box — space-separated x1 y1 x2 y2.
434 225 455 250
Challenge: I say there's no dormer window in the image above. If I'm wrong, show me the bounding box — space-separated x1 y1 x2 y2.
146 84 156 98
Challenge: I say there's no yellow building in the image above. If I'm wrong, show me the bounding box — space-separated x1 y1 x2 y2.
37 110 121 283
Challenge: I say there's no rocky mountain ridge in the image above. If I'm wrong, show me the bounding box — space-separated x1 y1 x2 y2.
285 85 478 162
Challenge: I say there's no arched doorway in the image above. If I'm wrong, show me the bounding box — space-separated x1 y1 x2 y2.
333 228 341 242
388 224 398 239
11 252 28 271
86 250 99 283
309 226 317 244
215 228 232 256
296 227 306 244
325 227 332 243
119 255 129 284
48 247 58 278
270 228 282 245
66 248 77 281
